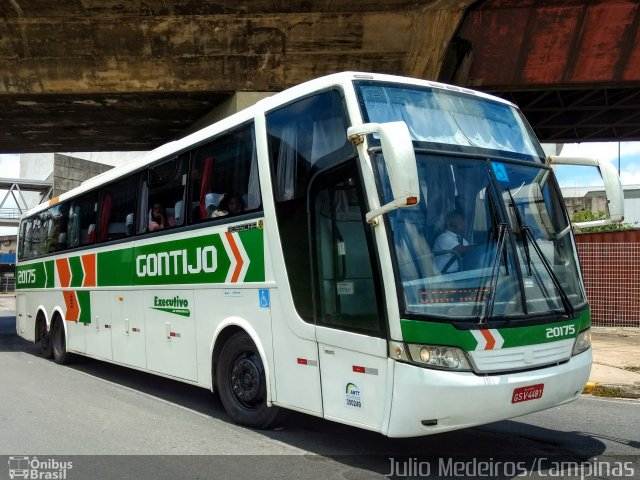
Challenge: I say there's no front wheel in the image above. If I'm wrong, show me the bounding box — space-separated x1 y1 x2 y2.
216 332 281 429
51 318 71 365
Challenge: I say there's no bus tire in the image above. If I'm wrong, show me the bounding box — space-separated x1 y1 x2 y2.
37 315 53 359
216 331 280 429
51 317 70 365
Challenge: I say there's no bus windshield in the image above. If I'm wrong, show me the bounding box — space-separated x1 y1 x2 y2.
375 154 586 321
355 82 585 322
355 81 545 161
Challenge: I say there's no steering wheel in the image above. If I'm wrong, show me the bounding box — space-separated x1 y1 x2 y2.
433 250 463 274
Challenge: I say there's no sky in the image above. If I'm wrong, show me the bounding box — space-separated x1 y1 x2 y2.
551 141 640 188
0 153 20 178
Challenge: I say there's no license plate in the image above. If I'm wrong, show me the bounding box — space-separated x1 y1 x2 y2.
512 383 544 404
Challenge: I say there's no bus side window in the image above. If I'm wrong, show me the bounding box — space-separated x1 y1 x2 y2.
142 154 188 233
98 175 137 242
188 122 260 224
20 217 33 259
45 204 69 253
17 219 27 260
67 191 98 248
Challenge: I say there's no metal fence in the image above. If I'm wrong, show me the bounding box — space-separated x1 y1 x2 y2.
575 230 640 327
0 276 15 293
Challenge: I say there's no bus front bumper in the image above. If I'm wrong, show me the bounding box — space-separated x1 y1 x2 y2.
386 348 591 437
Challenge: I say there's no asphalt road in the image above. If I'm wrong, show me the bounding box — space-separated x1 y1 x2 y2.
1 308 639 480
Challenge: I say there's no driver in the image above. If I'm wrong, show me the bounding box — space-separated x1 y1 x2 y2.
434 210 474 273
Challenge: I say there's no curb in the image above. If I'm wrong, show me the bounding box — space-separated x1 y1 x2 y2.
583 381 640 399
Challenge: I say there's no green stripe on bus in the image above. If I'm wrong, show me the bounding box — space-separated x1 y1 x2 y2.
96 229 264 287
45 261 54 288
77 290 91 324
498 310 590 348
400 308 591 350
97 249 133 287
18 228 265 289
69 256 84 288
399 320 478 351
131 233 230 286
16 262 48 289
239 229 265 282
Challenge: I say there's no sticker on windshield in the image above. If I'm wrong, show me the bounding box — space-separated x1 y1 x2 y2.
492 162 510 183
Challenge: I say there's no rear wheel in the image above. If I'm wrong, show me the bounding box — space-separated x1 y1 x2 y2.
51 317 70 365
37 317 53 359
216 332 280 429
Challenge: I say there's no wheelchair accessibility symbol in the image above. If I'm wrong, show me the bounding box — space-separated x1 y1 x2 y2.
259 289 270 309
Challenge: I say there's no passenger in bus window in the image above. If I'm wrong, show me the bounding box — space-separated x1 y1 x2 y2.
211 193 245 218
149 202 175 231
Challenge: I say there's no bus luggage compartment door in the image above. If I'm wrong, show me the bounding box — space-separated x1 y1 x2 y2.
85 290 113 360
111 291 146 369
144 289 197 381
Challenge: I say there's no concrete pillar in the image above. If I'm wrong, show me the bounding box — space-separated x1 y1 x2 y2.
185 92 275 135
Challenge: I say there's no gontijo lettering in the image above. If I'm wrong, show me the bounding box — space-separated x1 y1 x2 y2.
136 246 217 277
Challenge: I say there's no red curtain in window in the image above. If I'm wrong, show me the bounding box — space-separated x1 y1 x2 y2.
199 156 213 219
99 193 112 242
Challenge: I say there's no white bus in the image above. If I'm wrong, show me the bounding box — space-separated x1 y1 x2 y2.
15 72 624 437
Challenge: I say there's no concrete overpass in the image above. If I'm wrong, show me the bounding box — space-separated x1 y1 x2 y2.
1 0 639 153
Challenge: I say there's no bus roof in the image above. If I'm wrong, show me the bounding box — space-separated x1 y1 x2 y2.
21 71 516 218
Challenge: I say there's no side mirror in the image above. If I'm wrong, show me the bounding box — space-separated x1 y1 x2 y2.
347 121 419 224
548 156 624 229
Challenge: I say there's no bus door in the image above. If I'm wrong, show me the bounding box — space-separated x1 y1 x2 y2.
311 163 389 431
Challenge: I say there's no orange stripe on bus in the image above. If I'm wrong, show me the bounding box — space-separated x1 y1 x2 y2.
56 258 72 288
81 253 96 287
480 329 496 350
62 290 80 322
225 232 243 283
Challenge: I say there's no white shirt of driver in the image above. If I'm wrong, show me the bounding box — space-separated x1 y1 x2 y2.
434 230 469 273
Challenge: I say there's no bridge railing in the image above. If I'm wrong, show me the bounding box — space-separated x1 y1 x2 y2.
0 207 23 219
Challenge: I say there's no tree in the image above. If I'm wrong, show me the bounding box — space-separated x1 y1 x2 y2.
570 209 638 233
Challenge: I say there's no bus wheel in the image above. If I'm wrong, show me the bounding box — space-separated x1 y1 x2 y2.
37 316 53 359
51 317 70 365
216 332 280 429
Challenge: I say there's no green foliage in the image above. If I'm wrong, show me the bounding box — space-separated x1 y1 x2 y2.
570 209 638 233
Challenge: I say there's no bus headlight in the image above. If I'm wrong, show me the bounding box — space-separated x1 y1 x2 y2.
388 341 472 371
572 328 591 356
406 343 472 371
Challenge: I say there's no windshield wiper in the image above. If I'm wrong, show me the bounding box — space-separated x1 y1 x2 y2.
521 225 575 318
478 222 509 325
505 188 533 276
504 188 575 318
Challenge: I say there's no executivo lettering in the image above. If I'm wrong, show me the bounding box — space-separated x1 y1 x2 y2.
136 246 217 277
152 295 191 317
